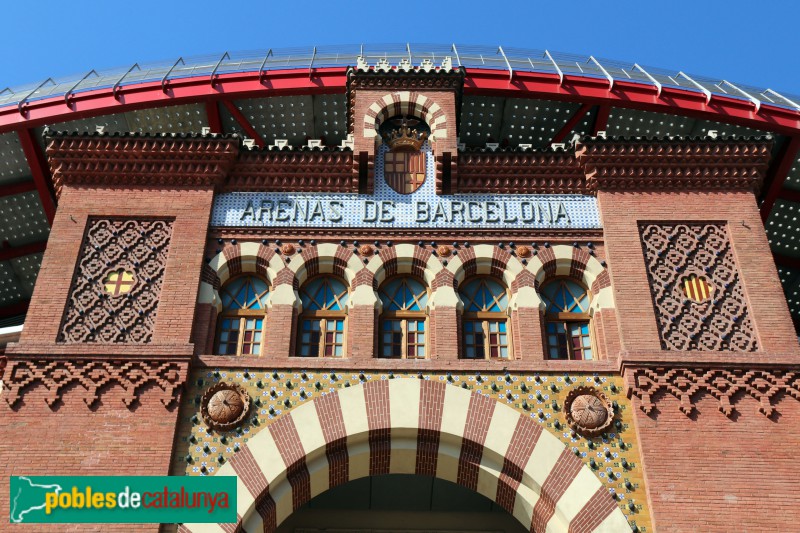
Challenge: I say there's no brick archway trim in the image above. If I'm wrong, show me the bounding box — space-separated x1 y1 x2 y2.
446 244 524 287
363 91 448 141
179 380 629 533
200 243 362 309
527 245 613 313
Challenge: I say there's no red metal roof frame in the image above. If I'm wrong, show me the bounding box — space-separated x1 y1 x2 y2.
2 67 799 134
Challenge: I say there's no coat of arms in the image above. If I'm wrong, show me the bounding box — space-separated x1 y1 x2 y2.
380 115 430 194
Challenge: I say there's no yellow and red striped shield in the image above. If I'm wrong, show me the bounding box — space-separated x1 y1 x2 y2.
384 151 426 194
682 275 713 302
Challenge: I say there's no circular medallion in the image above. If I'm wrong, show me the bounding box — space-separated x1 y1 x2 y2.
564 386 613 437
201 383 251 431
516 245 531 258
437 245 452 257
281 243 296 256
680 274 714 303
359 244 374 256
102 269 136 297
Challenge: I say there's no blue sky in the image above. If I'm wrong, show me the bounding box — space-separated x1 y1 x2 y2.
2 1 798 94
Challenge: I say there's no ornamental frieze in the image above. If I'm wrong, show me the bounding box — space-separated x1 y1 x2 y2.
2 358 188 408
626 366 800 417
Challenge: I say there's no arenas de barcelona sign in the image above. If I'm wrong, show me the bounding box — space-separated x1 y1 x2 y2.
212 193 599 229
213 147 599 229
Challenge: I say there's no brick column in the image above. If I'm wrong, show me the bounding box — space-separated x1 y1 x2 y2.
191 303 218 355
266 283 300 359
429 286 461 360
348 285 379 360
509 284 545 360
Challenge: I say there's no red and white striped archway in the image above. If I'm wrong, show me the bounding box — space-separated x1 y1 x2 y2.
179 379 629 533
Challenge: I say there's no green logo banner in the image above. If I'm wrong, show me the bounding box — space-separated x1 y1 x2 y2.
9 476 236 524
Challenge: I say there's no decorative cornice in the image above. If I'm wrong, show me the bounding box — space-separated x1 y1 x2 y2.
2 358 188 408
576 138 773 192
46 134 241 196
225 150 356 192
346 66 466 90
625 366 800 417
456 152 587 194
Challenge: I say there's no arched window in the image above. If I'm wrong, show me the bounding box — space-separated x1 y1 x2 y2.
297 276 349 357
379 276 428 359
460 277 510 359
541 278 593 360
216 275 269 356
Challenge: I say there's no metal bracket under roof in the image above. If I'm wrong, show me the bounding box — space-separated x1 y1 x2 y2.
210 52 231 86
719 80 761 113
0 88 12 96
18 78 55 115
544 50 563 85
258 49 274 81
497 46 512 81
112 63 140 100
677 71 712 104
64 70 99 106
451 44 462 67
588 56 613 90
309 47 317 77
633 63 661 97
762 88 800 111
162 57 185 93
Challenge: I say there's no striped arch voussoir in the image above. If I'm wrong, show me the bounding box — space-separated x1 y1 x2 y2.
199 243 281 309
368 243 442 287
364 92 447 141
528 245 613 312
447 244 523 289
288 243 358 287
180 379 630 533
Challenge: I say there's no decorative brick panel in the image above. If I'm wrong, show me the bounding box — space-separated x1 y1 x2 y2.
58 218 173 344
639 222 757 351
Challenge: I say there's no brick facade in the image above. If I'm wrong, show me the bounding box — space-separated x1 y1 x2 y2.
0 72 797 533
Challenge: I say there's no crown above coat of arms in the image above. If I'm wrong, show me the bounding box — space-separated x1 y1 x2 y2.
381 115 430 152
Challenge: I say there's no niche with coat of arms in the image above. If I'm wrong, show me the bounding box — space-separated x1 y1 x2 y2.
378 115 431 194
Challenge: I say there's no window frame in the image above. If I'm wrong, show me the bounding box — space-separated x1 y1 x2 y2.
214 274 270 356
459 276 511 360
296 275 349 358
378 275 430 359
541 277 595 361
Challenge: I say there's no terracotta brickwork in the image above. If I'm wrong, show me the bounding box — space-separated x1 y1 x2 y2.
590 137 800 532
348 68 461 193
598 189 797 355
639 222 757 351
58 218 174 344
4 127 799 533
0 370 186 532
627 388 800 532
174 369 649 532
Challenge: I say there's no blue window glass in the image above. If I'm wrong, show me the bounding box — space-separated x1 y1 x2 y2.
542 279 592 360
300 277 349 311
